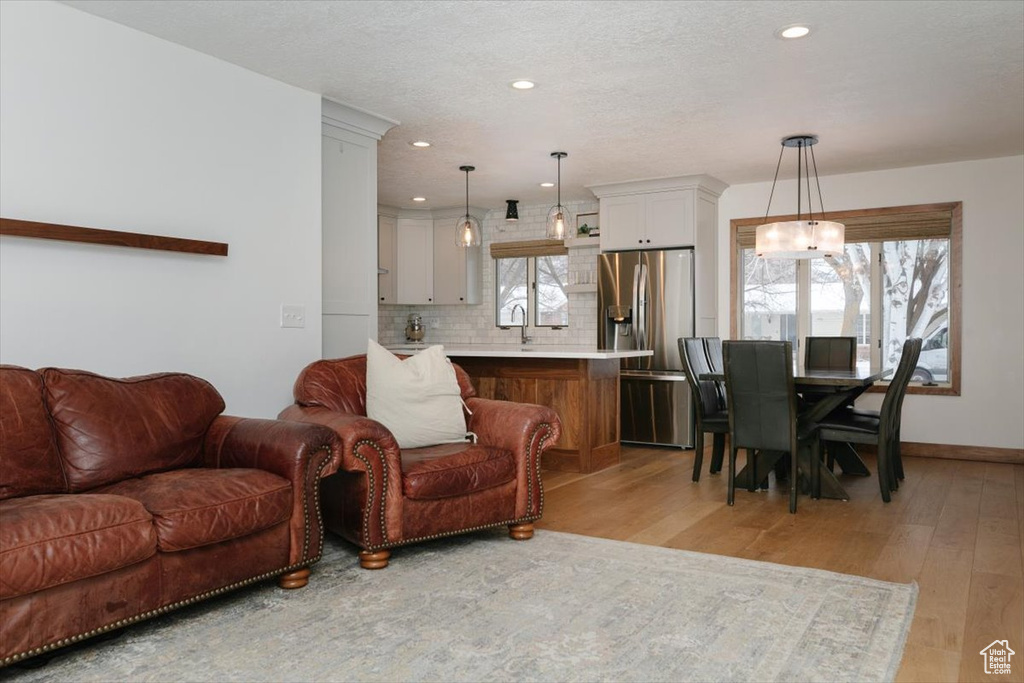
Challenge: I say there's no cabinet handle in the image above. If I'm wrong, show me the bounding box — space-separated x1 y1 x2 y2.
459 297 464 301
638 239 642 244
380 297 385 301
646 239 651 243
428 298 432 302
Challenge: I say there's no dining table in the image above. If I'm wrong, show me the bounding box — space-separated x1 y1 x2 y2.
700 366 893 500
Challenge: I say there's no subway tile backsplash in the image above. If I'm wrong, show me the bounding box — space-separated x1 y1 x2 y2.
378 200 599 346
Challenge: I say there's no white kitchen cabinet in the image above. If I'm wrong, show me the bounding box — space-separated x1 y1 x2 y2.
597 189 695 250
432 219 481 304
395 218 434 304
377 215 397 304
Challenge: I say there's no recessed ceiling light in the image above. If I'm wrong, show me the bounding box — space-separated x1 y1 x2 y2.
540 182 555 188
412 197 427 202
776 24 810 39
511 80 536 90
411 141 431 148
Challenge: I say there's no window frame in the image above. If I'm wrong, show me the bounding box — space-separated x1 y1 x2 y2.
730 202 962 396
493 254 570 329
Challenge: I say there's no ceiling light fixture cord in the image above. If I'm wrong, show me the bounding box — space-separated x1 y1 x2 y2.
763 144 786 222
809 143 826 219
557 154 562 208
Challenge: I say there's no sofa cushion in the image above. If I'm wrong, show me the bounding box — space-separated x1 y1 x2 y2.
0 366 67 500
402 443 516 500
293 353 477 416
0 494 156 599
94 469 292 552
366 340 469 449
42 368 225 492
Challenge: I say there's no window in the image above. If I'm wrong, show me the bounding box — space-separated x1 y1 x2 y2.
491 239 569 328
731 203 961 395
494 255 569 327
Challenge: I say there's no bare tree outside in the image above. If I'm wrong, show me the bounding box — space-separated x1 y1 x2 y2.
496 257 527 325
881 239 949 375
536 255 568 326
741 238 949 379
495 255 570 327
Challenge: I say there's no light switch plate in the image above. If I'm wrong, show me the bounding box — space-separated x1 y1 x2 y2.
280 304 305 328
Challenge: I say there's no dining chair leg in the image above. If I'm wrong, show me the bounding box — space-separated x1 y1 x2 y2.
727 446 737 506
876 439 892 503
811 439 822 500
748 448 758 493
889 436 900 492
789 448 798 514
691 429 705 482
710 433 725 474
894 428 905 481
825 442 835 473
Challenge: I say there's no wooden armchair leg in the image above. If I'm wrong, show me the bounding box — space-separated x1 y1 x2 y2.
278 568 310 589
359 549 391 570
509 522 535 540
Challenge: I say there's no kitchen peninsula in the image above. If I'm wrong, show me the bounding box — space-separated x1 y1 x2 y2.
388 344 652 473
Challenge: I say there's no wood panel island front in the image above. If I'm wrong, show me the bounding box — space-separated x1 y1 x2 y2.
387 345 652 474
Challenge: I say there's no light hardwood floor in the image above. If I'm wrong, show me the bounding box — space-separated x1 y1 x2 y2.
536 446 1024 683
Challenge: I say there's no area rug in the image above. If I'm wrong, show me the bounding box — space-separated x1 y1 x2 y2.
5 530 916 683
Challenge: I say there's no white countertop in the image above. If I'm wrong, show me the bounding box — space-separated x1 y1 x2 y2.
386 343 652 360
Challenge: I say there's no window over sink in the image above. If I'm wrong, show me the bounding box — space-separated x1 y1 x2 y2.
494 254 569 328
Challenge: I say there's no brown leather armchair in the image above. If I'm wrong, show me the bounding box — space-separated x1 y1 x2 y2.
279 354 562 569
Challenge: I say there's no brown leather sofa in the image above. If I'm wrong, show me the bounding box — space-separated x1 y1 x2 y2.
0 366 341 667
279 354 562 569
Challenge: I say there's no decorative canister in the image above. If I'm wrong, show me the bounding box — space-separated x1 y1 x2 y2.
405 314 425 342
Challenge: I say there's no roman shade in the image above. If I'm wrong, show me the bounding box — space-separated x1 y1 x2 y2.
735 203 957 250
489 239 568 259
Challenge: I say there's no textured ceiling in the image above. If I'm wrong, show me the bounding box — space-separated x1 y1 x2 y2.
61 0 1024 210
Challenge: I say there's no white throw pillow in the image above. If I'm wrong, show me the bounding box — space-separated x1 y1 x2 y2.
365 339 469 449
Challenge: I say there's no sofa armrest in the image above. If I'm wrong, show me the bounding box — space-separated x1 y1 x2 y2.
464 398 561 519
201 416 341 567
278 405 404 550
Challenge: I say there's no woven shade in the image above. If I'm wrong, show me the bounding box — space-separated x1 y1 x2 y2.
736 205 955 250
489 239 568 259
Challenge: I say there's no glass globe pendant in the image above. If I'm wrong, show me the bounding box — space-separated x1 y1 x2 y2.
545 152 573 240
455 165 481 247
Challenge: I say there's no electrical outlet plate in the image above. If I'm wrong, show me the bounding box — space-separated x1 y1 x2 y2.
280 304 305 328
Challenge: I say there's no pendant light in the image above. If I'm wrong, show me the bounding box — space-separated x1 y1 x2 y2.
505 199 519 223
455 165 481 248
545 152 572 240
755 135 845 259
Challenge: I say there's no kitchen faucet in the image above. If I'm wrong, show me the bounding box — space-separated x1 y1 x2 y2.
510 304 531 344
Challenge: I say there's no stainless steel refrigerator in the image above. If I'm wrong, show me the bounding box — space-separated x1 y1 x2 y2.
598 248 694 447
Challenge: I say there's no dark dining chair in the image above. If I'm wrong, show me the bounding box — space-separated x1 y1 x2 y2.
816 338 922 502
679 337 728 482
723 340 820 513
703 336 727 412
804 336 857 371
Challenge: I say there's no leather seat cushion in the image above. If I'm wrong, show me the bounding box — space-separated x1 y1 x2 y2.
0 494 156 599
402 443 516 500
94 469 291 552
818 409 880 435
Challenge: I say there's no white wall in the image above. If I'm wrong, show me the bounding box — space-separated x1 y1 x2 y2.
378 200 599 347
0 1 322 417
717 156 1024 450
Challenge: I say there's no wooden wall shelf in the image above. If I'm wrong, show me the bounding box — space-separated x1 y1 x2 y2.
0 217 228 256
